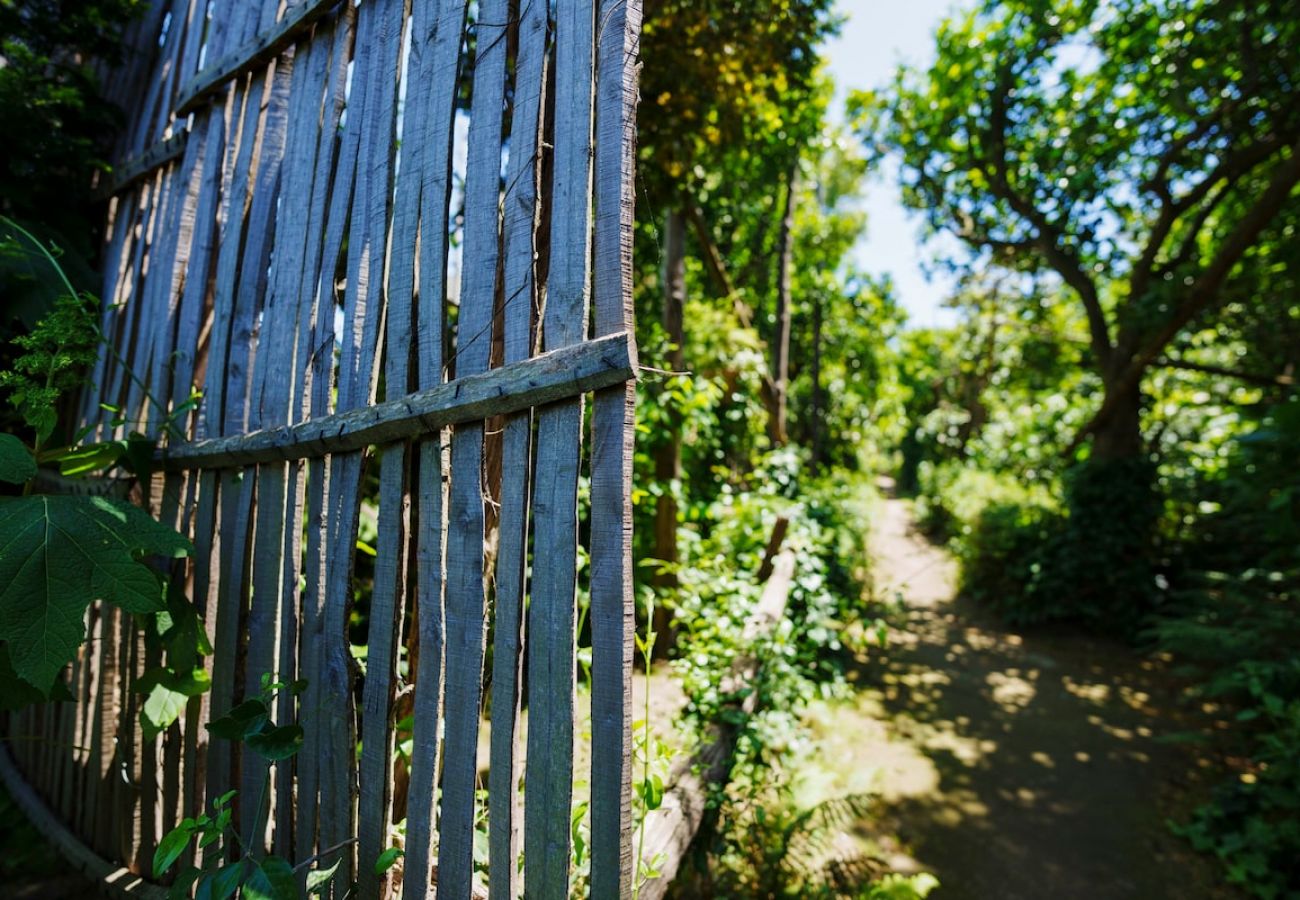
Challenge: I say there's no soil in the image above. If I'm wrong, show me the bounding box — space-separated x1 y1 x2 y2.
795 484 1235 900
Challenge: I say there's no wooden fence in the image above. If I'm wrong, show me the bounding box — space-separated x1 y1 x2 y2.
0 0 643 897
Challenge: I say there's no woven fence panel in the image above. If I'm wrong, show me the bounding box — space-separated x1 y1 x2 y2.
1 0 642 897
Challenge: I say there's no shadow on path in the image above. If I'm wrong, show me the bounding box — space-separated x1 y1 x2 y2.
797 487 1231 900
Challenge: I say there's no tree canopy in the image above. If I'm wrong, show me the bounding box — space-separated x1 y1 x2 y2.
856 0 1300 460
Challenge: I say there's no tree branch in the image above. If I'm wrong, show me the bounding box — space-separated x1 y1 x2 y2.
1067 138 1300 454
983 56 1113 368
1156 355 1296 388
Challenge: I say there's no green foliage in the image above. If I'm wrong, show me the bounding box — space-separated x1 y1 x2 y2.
0 289 100 444
0 0 143 327
0 493 191 693
1150 398 1300 896
0 235 204 723
0 433 36 483
917 457 1161 631
157 678 341 900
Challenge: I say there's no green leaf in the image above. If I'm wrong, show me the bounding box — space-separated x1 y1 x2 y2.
306 859 342 894
142 681 189 740
0 434 35 484
246 723 304 760
207 698 269 741
167 867 200 900
153 822 194 877
0 642 71 709
196 861 243 900
120 433 157 480
0 495 192 692
374 847 404 876
244 856 297 900
52 440 126 477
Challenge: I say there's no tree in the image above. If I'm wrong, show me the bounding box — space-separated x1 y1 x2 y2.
857 0 1300 464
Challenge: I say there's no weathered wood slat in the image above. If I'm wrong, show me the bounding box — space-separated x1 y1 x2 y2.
588 0 642 894
355 3 415 892
96 132 189 200
173 0 339 115
525 1 596 896
156 333 633 469
437 1 511 893
295 6 356 868
487 0 550 893
403 0 466 890
316 0 401 886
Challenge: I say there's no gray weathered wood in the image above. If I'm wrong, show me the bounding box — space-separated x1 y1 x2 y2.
637 551 796 900
0 745 167 900
588 0 642 894
437 1 511 894
95 131 188 199
525 1 596 896
173 0 339 115
9 0 645 893
157 333 633 469
487 0 550 893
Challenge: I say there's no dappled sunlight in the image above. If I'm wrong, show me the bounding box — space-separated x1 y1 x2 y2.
800 495 1230 899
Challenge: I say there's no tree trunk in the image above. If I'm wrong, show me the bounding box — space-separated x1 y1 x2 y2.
652 208 686 656
809 289 825 471
770 163 797 446
1090 378 1143 462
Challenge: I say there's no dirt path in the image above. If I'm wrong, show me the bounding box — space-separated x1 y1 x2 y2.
796 488 1230 899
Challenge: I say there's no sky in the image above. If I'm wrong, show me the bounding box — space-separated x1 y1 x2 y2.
823 0 968 329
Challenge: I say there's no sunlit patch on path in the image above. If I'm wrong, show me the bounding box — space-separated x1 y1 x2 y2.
796 483 1233 899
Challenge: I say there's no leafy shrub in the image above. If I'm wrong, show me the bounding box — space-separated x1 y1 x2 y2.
1152 398 1300 897
918 457 1163 633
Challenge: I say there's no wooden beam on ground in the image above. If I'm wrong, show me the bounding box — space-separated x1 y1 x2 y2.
637 550 796 900
157 331 635 470
757 516 790 582
0 745 167 900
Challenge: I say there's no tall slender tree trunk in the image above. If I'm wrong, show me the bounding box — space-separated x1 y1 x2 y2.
653 208 686 655
810 289 825 471
770 162 797 445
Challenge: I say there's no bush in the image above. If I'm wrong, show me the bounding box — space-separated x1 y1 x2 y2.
1152 398 1300 897
917 457 1164 633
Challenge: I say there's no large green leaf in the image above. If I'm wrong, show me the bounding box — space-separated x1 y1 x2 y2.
0 434 35 484
243 857 297 900
0 495 193 692
0 642 71 708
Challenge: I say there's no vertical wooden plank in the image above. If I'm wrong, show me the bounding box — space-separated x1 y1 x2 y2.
357 0 420 890
293 5 356 865
437 0 511 895
403 1 468 895
589 1 641 894
488 1 549 894
238 44 299 849
317 0 402 888
202 3 278 813
525 0 595 895
356 446 408 900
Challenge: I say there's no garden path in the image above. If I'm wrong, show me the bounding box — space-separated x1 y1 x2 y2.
796 482 1233 899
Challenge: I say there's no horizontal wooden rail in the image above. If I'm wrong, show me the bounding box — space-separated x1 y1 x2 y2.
174 0 339 115
0 745 166 900
158 331 636 470
638 549 796 899
97 133 188 198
